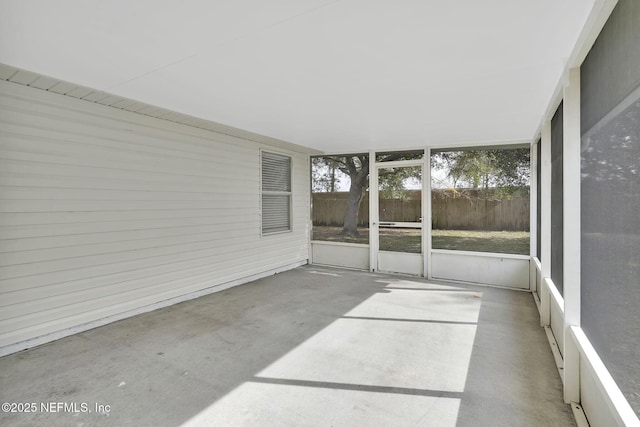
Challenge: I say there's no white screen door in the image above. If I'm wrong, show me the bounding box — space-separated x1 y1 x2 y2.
374 164 424 275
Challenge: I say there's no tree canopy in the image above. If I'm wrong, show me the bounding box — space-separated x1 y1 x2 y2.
431 148 530 195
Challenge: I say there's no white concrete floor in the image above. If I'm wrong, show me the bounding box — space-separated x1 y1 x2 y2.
0 265 575 426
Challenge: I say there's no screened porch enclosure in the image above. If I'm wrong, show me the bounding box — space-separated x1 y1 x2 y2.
1 0 639 426
310 146 532 288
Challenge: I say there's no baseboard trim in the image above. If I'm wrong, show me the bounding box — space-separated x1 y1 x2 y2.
0 260 307 358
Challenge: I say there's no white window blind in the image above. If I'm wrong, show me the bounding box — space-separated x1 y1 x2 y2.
261 151 292 234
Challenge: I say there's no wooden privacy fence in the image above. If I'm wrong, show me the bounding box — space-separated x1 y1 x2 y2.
430 196 529 231
312 193 370 226
313 191 530 231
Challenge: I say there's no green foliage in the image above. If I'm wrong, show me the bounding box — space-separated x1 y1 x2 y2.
311 155 369 190
378 166 421 200
311 157 344 192
312 153 421 236
312 154 422 195
431 148 530 196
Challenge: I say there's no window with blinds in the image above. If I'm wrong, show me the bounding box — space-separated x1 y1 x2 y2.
261 151 292 234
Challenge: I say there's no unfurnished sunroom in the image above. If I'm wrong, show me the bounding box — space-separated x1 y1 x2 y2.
0 1 639 426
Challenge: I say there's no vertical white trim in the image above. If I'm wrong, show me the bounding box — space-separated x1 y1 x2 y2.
530 142 538 259
530 142 538 291
563 67 582 404
540 121 552 326
369 151 378 272
540 122 552 279
425 147 432 279
308 155 314 264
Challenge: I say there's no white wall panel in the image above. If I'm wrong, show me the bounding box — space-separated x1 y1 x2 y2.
431 250 530 289
0 80 311 353
550 294 565 356
580 355 616 427
378 251 423 276
311 242 369 270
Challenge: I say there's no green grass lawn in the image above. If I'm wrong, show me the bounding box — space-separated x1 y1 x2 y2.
312 226 530 255
432 229 529 255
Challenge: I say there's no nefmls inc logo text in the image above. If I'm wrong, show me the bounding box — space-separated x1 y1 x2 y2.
42 402 90 413
41 402 111 413
2 401 111 414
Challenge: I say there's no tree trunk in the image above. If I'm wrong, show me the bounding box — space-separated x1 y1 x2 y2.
340 181 365 237
330 165 336 192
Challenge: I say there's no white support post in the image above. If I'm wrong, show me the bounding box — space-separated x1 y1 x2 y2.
369 150 378 272
424 147 432 279
563 67 582 404
529 142 538 292
540 121 552 326
308 154 314 265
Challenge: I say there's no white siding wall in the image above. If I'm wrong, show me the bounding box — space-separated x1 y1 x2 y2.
0 80 310 353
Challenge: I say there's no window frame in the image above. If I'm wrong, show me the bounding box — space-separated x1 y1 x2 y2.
260 149 293 236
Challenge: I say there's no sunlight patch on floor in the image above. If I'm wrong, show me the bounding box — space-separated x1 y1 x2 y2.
258 317 476 391
182 281 481 426
182 382 461 427
377 278 467 291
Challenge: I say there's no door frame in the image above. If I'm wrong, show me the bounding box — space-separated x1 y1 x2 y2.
369 152 431 277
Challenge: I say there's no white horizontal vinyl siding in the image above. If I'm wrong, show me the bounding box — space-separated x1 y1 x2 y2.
0 80 310 351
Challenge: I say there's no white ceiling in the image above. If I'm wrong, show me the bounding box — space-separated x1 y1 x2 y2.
0 0 595 153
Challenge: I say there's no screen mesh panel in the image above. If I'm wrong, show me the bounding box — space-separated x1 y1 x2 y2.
430 149 530 255
536 140 541 259
550 103 564 295
580 0 640 416
581 1 640 133
310 154 370 244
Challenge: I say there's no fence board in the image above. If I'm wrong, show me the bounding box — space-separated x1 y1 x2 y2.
312 190 530 231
